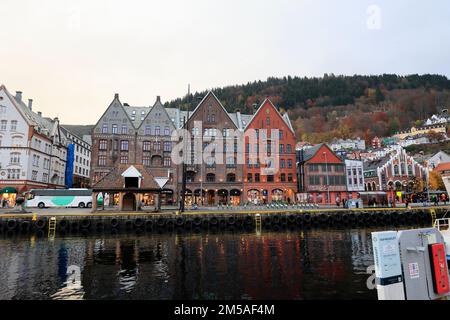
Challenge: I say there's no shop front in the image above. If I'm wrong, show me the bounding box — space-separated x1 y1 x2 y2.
1 187 18 208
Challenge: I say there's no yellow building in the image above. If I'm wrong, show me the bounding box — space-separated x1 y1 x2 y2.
394 124 447 140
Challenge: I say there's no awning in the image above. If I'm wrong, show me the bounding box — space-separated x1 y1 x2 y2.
1 187 18 194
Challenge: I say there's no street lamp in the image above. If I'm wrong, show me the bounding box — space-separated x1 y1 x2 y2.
323 152 330 205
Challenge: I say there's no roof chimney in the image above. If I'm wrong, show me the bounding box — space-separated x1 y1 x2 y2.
15 91 22 102
54 117 59 122
28 99 33 111
156 95 161 103
37 111 42 117
114 93 119 99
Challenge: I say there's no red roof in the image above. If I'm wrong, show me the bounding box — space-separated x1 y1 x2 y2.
434 162 450 173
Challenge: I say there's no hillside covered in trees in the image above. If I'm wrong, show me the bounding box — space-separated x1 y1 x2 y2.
166 74 450 143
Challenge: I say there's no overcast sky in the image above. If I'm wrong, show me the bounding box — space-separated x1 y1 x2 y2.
1 0 449 124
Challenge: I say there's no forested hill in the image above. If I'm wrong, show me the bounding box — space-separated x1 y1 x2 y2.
165 74 450 143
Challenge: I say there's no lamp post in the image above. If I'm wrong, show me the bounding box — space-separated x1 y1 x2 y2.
323 152 330 206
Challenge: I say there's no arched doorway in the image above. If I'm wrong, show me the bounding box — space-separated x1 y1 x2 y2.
194 189 206 206
218 189 228 205
184 189 193 206
247 189 260 205
206 190 215 206
272 189 283 202
230 189 241 206
123 193 136 211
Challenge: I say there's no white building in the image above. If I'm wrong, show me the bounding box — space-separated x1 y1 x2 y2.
345 159 365 192
60 126 91 188
426 151 450 170
0 85 68 205
330 137 366 152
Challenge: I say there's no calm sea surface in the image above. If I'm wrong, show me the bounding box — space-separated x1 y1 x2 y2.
0 227 410 300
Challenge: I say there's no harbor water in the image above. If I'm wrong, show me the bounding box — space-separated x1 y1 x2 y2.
0 226 423 300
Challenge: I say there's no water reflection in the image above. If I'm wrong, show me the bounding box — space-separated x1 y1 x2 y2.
0 228 386 300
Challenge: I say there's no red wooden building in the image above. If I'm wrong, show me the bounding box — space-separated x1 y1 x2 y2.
243 99 297 204
297 144 347 205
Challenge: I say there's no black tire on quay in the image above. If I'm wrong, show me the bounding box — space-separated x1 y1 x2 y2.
244 215 254 225
125 220 134 229
303 214 312 223
96 221 104 230
20 220 30 231
176 217 185 227
263 216 272 226
81 219 91 229
157 218 166 227
166 219 175 228
134 218 144 228
70 221 79 231
227 216 236 225
6 219 17 231
59 220 69 230
111 218 120 229
35 218 46 230
191 217 201 227
145 219 154 229
296 215 304 225
209 217 219 226
287 215 297 224
272 215 281 225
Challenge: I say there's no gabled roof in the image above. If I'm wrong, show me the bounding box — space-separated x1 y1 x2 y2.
434 162 450 173
187 91 239 129
93 94 135 130
138 97 176 131
244 98 295 135
0 85 65 144
93 164 159 189
301 143 325 162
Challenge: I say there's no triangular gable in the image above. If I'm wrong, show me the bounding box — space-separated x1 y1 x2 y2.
244 99 296 135
0 85 34 127
93 94 136 133
121 165 142 178
138 97 176 133
186 91 238 129
306 144 344 164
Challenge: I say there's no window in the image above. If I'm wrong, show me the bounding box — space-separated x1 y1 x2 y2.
267 175 274 182
280 173 286 182
408 165 413 175
394 165 399 175
163 157 171 167
98 156 107 166
286 144 292 153
0 120 7 131
143 156 151 166
154 141 161 151
121 125 128 134
145 126 151 135
206 173 216 182
10 120 17 131
226 156 235 167
206 157 215 167
280 159 285 168
112 124 118 134
163 141 172 152
99 139 107 150
155 126 160 136
288 173 293 182
10 152 20 164
101 124 108 134
247 173 253 183
7 169 20 179
164 127 170 136
143 141 151 151
120 155 128 164
287 159 293 168
42 173 48 183
279 144 284 154
192 127 199 136
31 170 38 181
120 140 129 151
309 176 321 185
226 173 236 182
255 173 260 182
279 130 283 140
266 117 270 125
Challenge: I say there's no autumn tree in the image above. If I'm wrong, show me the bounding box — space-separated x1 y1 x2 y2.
429 171 445 191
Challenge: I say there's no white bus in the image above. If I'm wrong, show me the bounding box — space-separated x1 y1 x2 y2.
26 189 94 209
